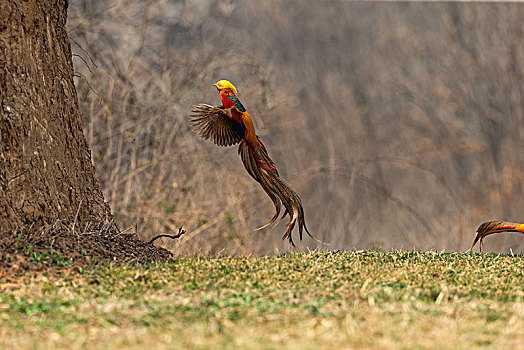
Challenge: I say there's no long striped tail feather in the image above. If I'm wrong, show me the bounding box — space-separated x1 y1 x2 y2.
239 139 322 246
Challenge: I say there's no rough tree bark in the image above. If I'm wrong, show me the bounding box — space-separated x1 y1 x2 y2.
0 1 172 271
0 0 111 233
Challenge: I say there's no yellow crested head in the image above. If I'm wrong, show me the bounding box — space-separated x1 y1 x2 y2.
213 80 238 95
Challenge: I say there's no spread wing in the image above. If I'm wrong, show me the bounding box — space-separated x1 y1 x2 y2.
190 104 244 147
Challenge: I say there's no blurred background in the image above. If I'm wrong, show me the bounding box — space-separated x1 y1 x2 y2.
67 0 524 255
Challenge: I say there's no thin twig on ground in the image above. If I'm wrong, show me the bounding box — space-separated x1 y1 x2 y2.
148 226 186 245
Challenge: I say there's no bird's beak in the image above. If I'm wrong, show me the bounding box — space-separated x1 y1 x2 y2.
213 83 220 90
466 232 481 252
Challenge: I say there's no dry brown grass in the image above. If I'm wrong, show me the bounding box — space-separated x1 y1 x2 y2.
68 1 524 255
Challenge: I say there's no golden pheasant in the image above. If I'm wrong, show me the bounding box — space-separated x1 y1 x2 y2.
467 221 524 252
190 80 318 246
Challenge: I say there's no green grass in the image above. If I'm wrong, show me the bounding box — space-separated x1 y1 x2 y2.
1 251 523 349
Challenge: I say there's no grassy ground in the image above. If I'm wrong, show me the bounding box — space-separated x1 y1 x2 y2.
1 251 523 349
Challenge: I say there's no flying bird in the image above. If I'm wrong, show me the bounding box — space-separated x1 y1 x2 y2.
467 221 524 252
190 80 319 246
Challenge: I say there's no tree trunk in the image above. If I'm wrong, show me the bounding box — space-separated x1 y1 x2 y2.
0 1 111 234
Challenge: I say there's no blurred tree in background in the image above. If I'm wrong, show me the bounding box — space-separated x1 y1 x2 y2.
68 1 524 254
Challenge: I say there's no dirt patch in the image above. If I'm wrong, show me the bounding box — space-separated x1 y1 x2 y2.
0 220 173 278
